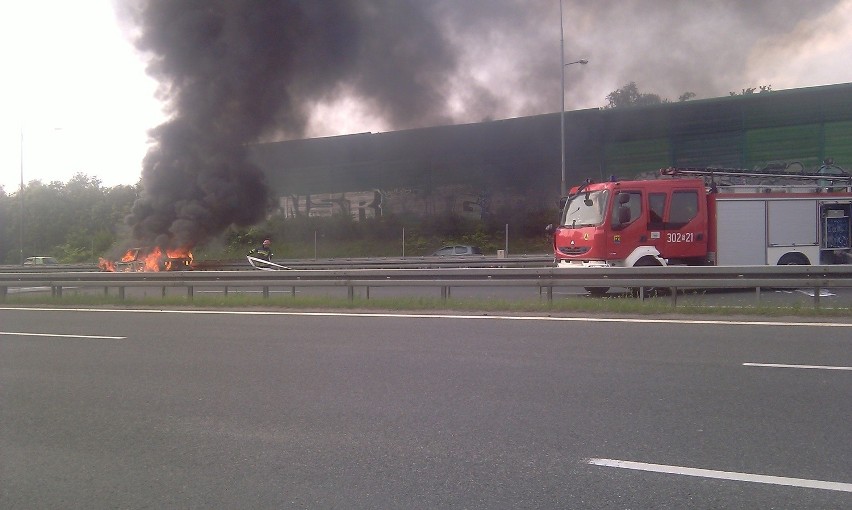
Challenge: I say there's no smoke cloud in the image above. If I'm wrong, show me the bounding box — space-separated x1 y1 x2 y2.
122 0 846 248
124 0 464 248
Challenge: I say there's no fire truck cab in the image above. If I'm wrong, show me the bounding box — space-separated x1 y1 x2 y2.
548 178 709 268
547 167 852 269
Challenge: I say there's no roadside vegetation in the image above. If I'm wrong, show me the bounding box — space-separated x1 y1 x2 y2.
4 291 850 318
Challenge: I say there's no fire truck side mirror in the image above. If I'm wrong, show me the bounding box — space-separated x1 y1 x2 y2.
612 193 632 229
612 206 631 229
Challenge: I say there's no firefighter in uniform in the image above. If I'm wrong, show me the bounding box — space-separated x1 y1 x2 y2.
248 239 273 262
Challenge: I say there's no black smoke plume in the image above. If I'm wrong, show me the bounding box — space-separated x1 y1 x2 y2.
124 0 460 248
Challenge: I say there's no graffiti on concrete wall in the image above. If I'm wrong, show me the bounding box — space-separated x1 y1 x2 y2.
277 185 549 222
279 190 384 220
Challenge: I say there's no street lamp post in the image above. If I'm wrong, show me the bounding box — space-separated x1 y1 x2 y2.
19 127 24 265
18 125 62 264
559 0 588 196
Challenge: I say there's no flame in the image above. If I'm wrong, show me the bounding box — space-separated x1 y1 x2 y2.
99 246 194 272
143 247 164 271
98 258 116 272
164 247 194 271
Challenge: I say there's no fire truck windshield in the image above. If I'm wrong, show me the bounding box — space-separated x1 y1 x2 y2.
560 189 609 228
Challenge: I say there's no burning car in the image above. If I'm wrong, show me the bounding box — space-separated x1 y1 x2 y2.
99 247 194 272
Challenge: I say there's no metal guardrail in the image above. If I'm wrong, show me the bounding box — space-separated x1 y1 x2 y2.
198 254 554 271
1 265 851 307
0 254 553 273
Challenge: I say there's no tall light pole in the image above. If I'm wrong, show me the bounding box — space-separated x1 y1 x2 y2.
19 126 24 265
560 0 588 196
18 125 62 264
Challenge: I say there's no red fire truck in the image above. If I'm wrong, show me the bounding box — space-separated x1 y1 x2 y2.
546 162 852 293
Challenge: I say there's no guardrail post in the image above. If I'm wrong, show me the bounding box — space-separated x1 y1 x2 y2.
224 286 229 296
670 287 677 308
546 286 553 303
366 286 370 300
0 286 7 302
187 286 194 300
291 286 296 297
814 287 820 308
347 285 354 302
162 286 167 298
263 286 269 299
755 287 761 303
118 287 125 300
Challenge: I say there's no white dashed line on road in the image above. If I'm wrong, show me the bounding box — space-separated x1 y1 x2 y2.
743 362 852 371
0 331 126 340
587 458 852 493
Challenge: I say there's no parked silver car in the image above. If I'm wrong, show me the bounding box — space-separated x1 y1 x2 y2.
431 245 483 256
24 256 59 265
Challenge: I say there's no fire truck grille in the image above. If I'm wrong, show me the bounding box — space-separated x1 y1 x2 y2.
558 246 590 256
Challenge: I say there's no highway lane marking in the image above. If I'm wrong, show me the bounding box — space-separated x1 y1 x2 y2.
743 362 852 371
2 306 852 327
587 458 852 493
0 331 126 340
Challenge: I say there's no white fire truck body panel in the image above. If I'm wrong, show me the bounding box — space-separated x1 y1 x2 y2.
715 196 824 265
768 199 818 247
714 199 767 265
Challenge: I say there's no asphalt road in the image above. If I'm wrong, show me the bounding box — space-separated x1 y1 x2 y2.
2 307 851 509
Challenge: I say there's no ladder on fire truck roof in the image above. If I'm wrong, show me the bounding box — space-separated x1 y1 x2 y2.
660 162 851 183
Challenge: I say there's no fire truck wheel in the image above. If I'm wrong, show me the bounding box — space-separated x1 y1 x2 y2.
777 253 810 265
585 287 609 296
774 253 810 290
630 257 669 297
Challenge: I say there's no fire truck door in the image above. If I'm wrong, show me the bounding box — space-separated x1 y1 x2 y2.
659 190 707 259
606 191 647 261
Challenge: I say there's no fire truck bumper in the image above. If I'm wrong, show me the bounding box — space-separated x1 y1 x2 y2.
556 259 617 268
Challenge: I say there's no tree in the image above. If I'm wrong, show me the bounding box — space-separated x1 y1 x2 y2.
730 85 772 96
605 82 695 109
0 173 139 264
605 82 661 108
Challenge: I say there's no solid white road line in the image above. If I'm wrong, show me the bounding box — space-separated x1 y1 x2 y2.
587 458 852 493
743 362 852 371
0 332 126 340
2 306 852 328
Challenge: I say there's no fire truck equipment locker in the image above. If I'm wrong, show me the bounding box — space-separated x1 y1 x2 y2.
714 199 766 265
766 199 819 265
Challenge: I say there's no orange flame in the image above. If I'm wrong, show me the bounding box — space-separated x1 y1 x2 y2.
98 258 116 272
99 246 194 272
